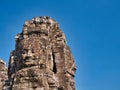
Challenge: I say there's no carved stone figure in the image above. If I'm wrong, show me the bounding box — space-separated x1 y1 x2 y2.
2 16 76 90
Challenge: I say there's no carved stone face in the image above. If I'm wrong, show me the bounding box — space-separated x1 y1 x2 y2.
23 57 37 67
21 48 37 67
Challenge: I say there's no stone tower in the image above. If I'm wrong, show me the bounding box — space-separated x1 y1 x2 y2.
3 16 76 90
0 59 7 90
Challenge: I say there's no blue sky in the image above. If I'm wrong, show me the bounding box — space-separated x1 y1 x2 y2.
0 0 120 90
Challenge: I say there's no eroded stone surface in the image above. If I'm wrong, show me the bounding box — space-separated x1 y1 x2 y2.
0 59 7 90
2 16 76 90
